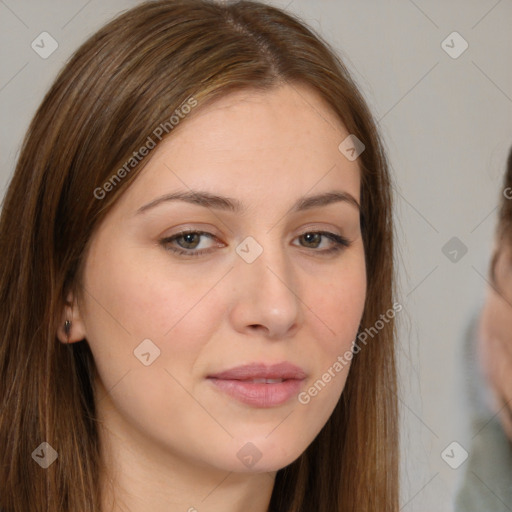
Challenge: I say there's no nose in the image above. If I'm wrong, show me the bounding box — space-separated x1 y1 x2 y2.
228 241 302 340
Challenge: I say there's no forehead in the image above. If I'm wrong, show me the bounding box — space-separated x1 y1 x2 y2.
146 85 359 179
177 83 350 156
113 83 362 217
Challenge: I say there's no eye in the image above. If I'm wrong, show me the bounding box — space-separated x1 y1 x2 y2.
294 231 351 254
159 230 351 258
160 230 222 258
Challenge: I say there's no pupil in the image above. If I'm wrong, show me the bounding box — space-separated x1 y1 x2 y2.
304 233 320 247
182 233 198 248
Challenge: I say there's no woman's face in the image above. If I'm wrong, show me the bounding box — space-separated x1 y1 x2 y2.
479 241 512 440
72 83 366 474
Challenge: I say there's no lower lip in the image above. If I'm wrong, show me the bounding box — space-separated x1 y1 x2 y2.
207 378 304 407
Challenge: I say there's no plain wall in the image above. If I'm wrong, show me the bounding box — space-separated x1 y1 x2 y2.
1 1 511 510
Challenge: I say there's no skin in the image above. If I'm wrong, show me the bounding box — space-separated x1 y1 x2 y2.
478 241 512 440
58 83 367 512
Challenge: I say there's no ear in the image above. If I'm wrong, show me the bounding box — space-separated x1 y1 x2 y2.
56 290 87 344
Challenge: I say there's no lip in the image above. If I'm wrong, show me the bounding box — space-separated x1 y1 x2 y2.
207 362 307 380
207 362 307 407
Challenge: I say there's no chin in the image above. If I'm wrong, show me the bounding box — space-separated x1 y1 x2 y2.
216 434 307 474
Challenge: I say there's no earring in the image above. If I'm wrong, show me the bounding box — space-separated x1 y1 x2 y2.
64 319 71 337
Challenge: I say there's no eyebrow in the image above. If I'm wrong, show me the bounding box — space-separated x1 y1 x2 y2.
136 189 360 216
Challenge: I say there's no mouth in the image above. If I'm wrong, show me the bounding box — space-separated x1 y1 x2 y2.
236 378 286 383
206 362 307 407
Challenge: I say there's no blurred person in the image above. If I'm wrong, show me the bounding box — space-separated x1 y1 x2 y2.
455 146 512 511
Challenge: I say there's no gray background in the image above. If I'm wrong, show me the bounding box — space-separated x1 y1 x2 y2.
1 0 511 510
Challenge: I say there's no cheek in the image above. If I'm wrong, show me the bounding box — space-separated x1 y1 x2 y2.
80 243 226 400
479 293 512 354
83 241 220 337
478 293 512 397
311 254 367 351
295 255 366 408
80 249 225 444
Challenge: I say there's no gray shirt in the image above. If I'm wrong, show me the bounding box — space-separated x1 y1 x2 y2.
454 311 512 511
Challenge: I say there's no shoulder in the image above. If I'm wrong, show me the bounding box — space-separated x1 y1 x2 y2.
453 309 512 511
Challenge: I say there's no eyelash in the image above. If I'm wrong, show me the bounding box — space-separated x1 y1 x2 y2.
159 229 351 258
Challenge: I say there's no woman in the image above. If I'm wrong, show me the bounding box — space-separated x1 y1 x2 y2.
0 1 398 510
454 147 512 511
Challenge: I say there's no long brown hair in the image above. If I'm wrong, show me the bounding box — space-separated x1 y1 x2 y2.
0 1 398 510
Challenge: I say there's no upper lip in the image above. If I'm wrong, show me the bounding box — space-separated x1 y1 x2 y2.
207 362 307 380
